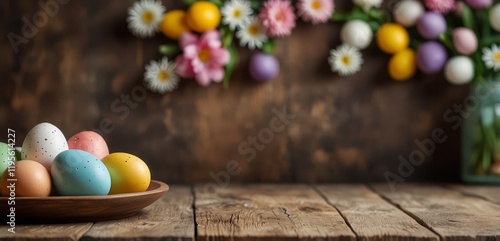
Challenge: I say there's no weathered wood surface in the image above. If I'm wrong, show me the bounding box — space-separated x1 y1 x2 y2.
0 223 93 241
3 184 500 240
372 184 500 241
0 0 470 183
316 184 439 241
449 185 500 205
194 184 356 241
82 186 194 241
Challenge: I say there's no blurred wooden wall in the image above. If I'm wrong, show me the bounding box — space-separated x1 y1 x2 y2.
0 0 469 184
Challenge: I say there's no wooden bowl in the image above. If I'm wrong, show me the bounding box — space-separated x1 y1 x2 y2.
0 180 169 223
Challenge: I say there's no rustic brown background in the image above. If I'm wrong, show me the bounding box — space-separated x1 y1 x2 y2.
0 0 469 184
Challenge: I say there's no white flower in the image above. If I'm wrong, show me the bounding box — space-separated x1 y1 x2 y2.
144 57 179 93
483 44 500 71
237 17 268 50
328 44 363 76
221 0 253 30
353 0 383 12
127 0 165 38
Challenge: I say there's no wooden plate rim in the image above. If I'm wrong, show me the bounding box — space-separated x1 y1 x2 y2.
0 180 169 201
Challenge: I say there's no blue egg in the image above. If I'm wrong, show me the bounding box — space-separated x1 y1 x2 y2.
51 150 111 196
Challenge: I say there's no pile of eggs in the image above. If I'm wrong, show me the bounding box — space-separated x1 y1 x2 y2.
0 123 151 197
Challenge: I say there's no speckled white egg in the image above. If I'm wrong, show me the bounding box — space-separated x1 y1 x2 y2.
340 20 372 49
394 0 424 27
490 3 500 32
445 56 474 85
21 123 69 170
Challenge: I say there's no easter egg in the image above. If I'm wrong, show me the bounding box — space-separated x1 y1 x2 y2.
249 53 280 82
394 0 424 27
51 150 111 196
376 23 409 54
161 10 190 40
102 153 151 194
465 0 492 9
0 143 16 179
68 131 109 159
452 28 478 55
340 20 373 49
445 56 474 85
417 41 448 74
388 49 417 81
186 1 221 33
21 122 68 170
1 160 51 197
417 12 447 40
490 3 500 32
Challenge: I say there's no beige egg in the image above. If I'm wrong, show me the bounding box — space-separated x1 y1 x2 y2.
1 160 51 197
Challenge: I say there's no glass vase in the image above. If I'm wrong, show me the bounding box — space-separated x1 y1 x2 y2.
462 81 500 184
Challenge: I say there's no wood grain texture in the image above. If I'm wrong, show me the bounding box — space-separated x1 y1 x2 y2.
0 0 470 183
316 184 439 241
194 184 356 241
0 223 93 241
449 185 500 204
372 184 500 241
82 186 194 241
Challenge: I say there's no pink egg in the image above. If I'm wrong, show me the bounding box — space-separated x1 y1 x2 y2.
67 131 109 159
452 28 477 55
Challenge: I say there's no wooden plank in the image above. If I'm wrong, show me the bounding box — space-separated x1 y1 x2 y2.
82 186 194 241
449 185 500 205
372 184 500 241
0 223 93 241
316 184 439 241
194 184 356 241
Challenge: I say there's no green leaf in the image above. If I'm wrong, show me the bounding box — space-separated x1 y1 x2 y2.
250 1 262 13
223 44 238 89
159 44 181 57
208 0 223 7
367 21 380 32
182 0 197 5
221 26 234 48
462 4 474 29
482 36 500 47
331 12 350 21
262 39 276 55
438 33 457 55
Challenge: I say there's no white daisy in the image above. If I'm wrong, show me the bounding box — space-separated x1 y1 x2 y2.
236 17 268 50
221 0 253 30
127 0 165 38
353 0 383 12
144 57 179 93
328 44 363 76
482 44 500 71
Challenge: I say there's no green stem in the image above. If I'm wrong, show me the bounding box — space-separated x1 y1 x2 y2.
438 33 457 55
223 44 238 89
158 44 181 57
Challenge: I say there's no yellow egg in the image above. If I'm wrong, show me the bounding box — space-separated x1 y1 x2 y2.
388 48 417 81
186 1 221 33
101 153 151 194
376 23 410 54
160 10 190 40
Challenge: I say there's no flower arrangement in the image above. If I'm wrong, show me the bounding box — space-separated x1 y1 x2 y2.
127 0 500 178
126 0 334 92
127 0 500 91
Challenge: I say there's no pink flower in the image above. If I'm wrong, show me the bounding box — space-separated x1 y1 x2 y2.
175 31 230 86
296 0 334 25
258 0 296 37
425 0 456 13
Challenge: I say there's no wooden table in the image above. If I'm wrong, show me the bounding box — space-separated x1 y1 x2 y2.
1 184 500 241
